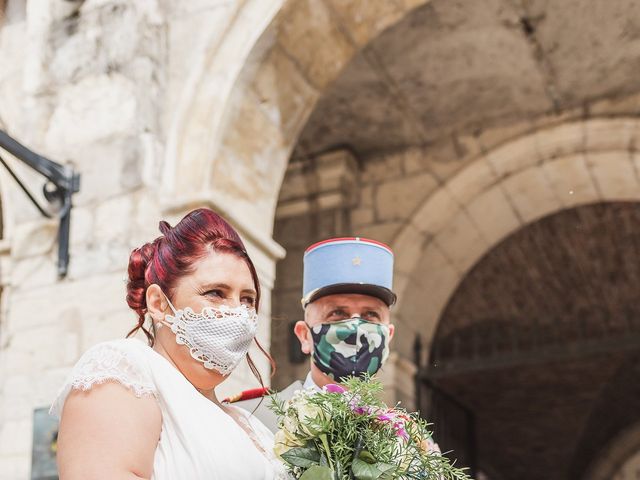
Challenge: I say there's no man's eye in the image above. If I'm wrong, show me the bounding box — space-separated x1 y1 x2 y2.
329 309 348 318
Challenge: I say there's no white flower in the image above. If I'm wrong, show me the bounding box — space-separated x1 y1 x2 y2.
296 401 329 436
273 428 303 458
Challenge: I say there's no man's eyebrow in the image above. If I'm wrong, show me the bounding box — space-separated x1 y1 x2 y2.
324 304 349 311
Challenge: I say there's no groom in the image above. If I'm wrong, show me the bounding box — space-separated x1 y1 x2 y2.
229 237 397 431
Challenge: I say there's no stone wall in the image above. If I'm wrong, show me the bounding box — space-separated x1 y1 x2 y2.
0 1 284 477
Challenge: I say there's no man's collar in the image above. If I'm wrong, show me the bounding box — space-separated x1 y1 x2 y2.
303 371 322 392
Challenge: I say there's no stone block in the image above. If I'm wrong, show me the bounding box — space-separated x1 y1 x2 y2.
362 153 405 183
588 151 640 201
9 219 57 259
324 0 406 47
447 156 497 205
94 194 134 244
433 210 488 275
45 74 138 154
543 154 600 207
359 184 374 208
478 120 534 153
9 256 58 290
486 132 540 177
392 223 428 277
251 46 318 146
501 166 562 224
411 187 461 237
402 147 428 175
67 243 131 280
465 185 522 247
351 207 374 227
375 172 438 222
584 118 637 153
70 205 95 248
394 243 461 354
277 0 356 90
588 91 640 117
535 121 585 160
65 136 142 205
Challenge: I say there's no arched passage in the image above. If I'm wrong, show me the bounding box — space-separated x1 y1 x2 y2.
420 202 640 479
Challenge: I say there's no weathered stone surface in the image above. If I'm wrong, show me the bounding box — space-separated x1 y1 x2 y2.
374 172 438 222
501 166 562 223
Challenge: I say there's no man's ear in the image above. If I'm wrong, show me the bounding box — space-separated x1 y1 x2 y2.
146 284 168 321
294 320 313 355
388 323 395 341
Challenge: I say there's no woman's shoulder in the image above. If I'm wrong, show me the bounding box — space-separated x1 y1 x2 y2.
50 338 158 418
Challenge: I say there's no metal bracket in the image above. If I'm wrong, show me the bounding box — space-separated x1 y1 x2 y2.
0 130 81 277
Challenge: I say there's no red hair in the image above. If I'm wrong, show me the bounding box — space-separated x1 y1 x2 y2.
125 208 275 384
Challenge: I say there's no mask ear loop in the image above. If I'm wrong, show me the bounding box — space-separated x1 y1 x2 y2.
162 291 179 314
156 291 179 331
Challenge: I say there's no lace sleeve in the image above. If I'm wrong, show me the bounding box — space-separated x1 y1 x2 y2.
50 339 158 418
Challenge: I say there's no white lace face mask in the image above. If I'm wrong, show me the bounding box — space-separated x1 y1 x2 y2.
159 294 258 375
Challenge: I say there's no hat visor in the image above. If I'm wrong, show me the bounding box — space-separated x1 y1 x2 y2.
304 283 397 307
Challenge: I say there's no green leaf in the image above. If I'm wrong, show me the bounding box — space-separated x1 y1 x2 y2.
352 457 384 480
358 450 376 464
299 465 335 480
281 446 321 468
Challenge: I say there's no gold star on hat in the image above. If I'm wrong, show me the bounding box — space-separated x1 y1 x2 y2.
352 256 362 266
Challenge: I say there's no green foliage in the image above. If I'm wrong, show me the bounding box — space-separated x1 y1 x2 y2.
269 377 473 480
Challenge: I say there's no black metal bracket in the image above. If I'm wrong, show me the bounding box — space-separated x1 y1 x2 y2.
0 129 81 278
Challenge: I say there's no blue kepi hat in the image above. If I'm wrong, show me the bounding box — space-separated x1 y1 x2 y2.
302 237 396 307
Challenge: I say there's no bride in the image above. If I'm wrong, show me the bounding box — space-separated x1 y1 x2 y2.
50 208 288 479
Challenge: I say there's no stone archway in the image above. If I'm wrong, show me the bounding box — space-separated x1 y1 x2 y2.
163 0 431 236
391 117 640 358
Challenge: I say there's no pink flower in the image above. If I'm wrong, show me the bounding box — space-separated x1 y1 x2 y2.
324 383 346 394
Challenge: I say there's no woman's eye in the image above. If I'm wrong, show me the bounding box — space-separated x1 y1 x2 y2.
204 290 223 298
242 296 256 306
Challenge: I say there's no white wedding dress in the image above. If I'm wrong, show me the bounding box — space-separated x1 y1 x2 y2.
50 338 289 480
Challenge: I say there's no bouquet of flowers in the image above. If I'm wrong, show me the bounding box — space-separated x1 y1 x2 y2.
270 378 471 480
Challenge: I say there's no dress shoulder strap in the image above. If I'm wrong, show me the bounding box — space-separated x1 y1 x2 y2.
50 338 157 418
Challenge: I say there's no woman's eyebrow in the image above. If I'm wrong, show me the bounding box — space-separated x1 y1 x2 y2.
199 282 231 291
241 288 257 295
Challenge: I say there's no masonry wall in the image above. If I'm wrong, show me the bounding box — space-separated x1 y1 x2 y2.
0 1 281 477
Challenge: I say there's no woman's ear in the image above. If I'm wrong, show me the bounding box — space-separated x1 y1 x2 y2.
293 320 313 355
146 284 168 321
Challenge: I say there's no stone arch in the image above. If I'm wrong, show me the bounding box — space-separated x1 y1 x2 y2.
583 423 640 480
391 117 640 355
163 0 432 237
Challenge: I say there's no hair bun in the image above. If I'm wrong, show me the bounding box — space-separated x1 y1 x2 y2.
125 242 156 344
159 220 172 236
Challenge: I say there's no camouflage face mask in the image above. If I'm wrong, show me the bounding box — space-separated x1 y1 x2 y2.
308 318 390 382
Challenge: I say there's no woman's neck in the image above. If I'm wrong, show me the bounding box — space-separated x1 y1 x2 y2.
152 340 223 403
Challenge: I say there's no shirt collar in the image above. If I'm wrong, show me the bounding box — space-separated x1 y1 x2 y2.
303 371 322 392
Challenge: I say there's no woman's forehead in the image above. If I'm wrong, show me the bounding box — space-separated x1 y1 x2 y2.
188 251 253 285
